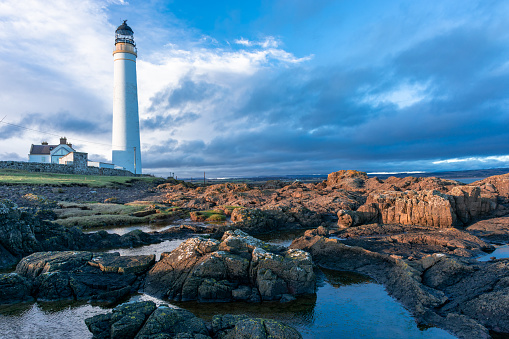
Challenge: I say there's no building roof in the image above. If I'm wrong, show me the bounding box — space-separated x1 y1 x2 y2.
29 143 75 155
30 144 56 155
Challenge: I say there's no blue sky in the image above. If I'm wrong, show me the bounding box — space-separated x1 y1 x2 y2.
0 0 508 177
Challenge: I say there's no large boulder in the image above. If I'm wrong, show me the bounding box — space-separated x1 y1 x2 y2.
144 230 315 302
338 187 497 228
13 251 154 303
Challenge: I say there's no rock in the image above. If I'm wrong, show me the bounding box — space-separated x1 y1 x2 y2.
0 200 43 261
366 190 458 227
291 229 509 338
85 313 112 339
144 230 315 302
0 273 33 304
15 251 93 279
458 287 509 334
231 206 322 234
110 301 157 339
214 316 302 339
326 170 369 190
422 256 477 290
13 251 151 304
337 225 494 259
136 306 209 338
341 187 498 229
290 233 447 319
337 203 379 228
0 199 168 270
85 302 303 339
443 313 490 339
88 254 155 275
466 216 509 243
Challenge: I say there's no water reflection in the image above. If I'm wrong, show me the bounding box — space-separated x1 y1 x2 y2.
173 268 454 339
0 301 108 339
477 244 509 261
0 225 458 338
256 229 308 247
0 267 455 339
104 238 187 260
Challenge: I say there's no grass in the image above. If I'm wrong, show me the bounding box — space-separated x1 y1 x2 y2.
190 209 227 222
0 169 163 187
53 201 187 229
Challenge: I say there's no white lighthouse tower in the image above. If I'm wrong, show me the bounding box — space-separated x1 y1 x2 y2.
112 20 142 174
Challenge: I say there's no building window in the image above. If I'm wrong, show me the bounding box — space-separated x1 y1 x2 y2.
41 156 46 162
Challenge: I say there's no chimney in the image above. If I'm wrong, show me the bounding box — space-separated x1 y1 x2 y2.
42 141 48 145
60 137 67 145
67 143 73 148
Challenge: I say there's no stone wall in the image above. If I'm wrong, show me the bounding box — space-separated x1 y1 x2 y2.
0 161 134 177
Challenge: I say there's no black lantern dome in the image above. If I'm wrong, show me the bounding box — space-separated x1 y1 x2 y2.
115 20 135 46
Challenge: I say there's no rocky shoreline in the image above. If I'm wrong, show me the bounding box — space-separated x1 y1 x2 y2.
1 169 508 338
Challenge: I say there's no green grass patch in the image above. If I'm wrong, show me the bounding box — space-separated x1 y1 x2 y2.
0 169 163 188
190 209 226 222
53 201 186 229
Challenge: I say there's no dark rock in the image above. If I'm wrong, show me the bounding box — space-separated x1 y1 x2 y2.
15 251 93 279
88 254 155 275
466 216 509 243
135 306 209 338
12 251 152 304
0 273 33 304
291 230 509 338
85 303 304 339
110 301 157 339
85 313 112 339
215 317 302 339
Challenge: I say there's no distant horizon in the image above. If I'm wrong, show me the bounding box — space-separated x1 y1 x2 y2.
171 167 509 181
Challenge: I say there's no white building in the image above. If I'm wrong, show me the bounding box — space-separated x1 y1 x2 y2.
112 20 142 175
28 137 75 163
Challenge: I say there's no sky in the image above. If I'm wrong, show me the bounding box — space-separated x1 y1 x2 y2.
0 0 508 178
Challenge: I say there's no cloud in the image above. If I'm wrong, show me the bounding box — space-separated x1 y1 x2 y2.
1 0 509 178
140 21 509 177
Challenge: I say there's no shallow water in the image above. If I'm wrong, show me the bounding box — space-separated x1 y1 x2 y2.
176 268 455 338
477 244 509 261
0 226 457 338
0 268 455 339
82 218 205 235
256 229 308 247
104 238 187 260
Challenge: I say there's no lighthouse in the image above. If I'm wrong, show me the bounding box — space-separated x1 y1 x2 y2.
112 20 142 174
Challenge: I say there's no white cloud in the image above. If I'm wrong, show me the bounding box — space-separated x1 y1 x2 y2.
361 81 430 109
433 155 509 165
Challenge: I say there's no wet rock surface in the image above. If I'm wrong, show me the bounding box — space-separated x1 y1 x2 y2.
290 227 509 338
466 216 509 243
85 301 302 339
0 251 155 305
337 224 495 258
144 230 315 302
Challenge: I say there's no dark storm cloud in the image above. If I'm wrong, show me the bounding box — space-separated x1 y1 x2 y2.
143 22 509 175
